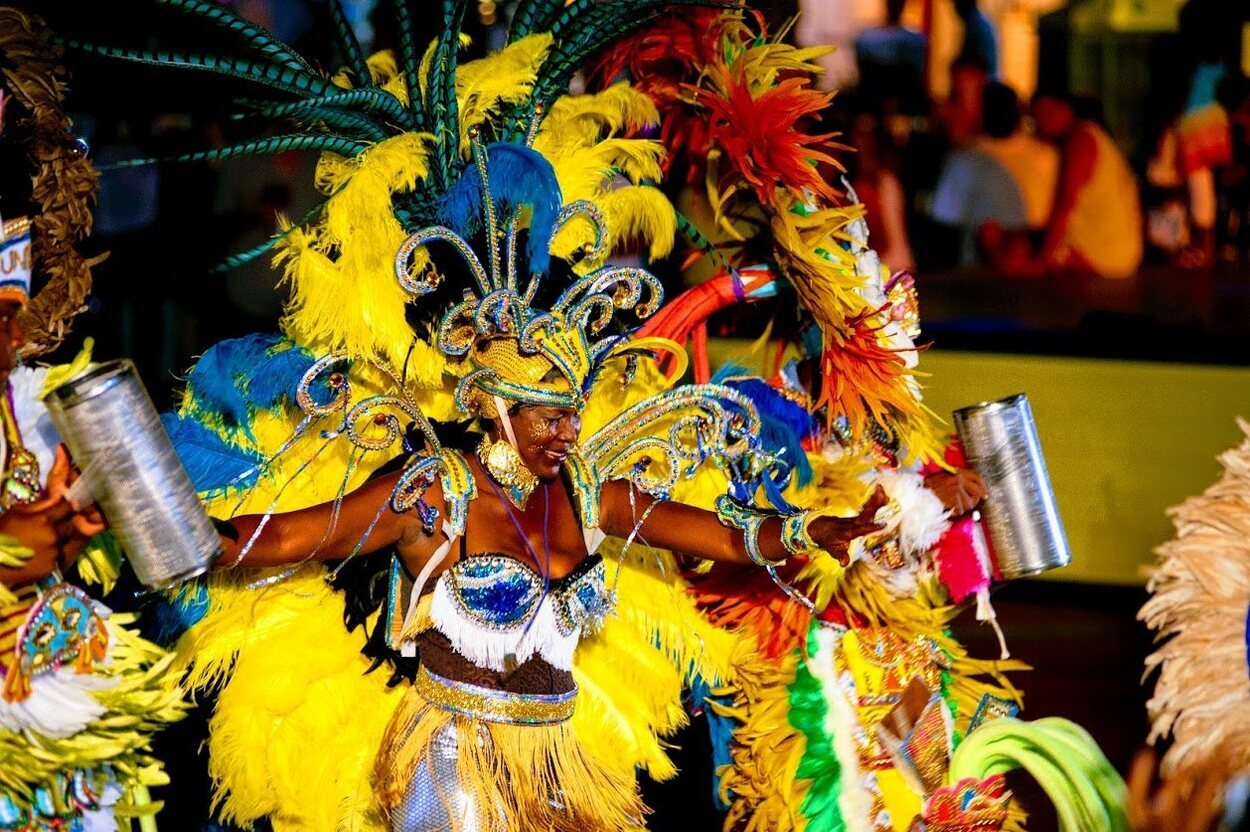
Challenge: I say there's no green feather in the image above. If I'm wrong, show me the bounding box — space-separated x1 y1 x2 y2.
55 37 334 98
99 134 367 170
676 211 735 273
154 0 318 78
789 623 847 831
507 0 567 40
392 2 430 136
428 0 469 188
245 89 414 132
270 105 389 142
315 0 372 87
501 0 733 138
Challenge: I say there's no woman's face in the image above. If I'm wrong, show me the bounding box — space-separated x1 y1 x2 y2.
503 405 581 480
0 300 22 386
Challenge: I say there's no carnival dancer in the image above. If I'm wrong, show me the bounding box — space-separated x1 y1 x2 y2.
0 14 185 828
207 224 888 829
598 11 1130 831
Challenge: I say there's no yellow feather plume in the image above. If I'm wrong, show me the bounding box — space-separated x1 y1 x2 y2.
715 642 810 832
275 132 445 378
538 83 676 266
539 83 661 153
597 185 678 262
177 568 399 832
333 50 409 105
456 34 554 151
768 195 868 328
733 38 833 90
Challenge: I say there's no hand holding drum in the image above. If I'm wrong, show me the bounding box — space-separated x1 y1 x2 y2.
44 360 220 589
952 393 1071 580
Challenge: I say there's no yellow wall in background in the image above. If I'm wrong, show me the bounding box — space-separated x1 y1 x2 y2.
704 341 1250 586
920 352 1250 586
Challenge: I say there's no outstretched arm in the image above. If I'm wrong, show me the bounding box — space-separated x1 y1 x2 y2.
215 469 419 568
598 480 886 566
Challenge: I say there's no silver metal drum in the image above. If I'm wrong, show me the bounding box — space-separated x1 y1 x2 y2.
44 359 220 589
953 393 1070 579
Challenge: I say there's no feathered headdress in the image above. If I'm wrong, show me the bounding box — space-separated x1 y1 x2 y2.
37 0 719 376
409 138 661 417
594 10 941 462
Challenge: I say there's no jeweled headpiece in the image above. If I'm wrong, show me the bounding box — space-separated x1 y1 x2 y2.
396 139 661 417
0 217 32 306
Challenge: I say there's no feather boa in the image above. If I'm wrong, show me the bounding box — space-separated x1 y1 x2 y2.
1140 418 1250 775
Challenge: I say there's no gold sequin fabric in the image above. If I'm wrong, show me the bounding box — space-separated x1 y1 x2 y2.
413 666 576 725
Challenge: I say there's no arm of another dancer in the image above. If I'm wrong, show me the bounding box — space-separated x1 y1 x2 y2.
214 470 445 569
598 480 888 566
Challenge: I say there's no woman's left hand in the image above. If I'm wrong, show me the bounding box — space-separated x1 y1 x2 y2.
807 487 889 566
924 469 987 515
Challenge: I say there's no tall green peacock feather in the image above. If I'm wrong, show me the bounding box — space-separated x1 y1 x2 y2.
38 0 733 268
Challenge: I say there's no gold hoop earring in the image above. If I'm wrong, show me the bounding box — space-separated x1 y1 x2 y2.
478 435 537 509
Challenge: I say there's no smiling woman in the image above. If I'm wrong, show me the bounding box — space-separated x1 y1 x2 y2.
192 128 885 829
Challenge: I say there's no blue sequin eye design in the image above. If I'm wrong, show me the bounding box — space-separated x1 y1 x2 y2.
449 555 612 634
451 557 542 628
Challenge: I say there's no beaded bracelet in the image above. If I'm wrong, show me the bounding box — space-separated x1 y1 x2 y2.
781 510 818 556
714 495 772 567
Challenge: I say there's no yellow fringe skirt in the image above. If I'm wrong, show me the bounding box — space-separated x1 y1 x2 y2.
375 668 646 832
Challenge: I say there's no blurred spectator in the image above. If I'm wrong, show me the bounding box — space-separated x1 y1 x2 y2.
1032 89 1143 279
1143 125 1191 261
942 54 990 146
929 82 1057 268
953 0 998 80
847 112 916 274
976 83 1059 231
855 0 927 116
1216 72 1250 267
1156 0 1250 268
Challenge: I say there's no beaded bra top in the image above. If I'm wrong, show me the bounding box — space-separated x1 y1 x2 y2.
428 552 611 673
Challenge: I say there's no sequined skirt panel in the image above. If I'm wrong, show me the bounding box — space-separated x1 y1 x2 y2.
376 684 645 832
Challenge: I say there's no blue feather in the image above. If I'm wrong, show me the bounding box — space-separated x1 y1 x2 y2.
248 341 316 411
186 333 284 432
438 143 563 275
688 674 735 810
162 412 263 493
711 366 816 502
151 578 211 646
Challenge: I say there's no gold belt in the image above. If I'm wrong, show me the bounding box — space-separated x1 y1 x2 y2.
414 666 576 725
